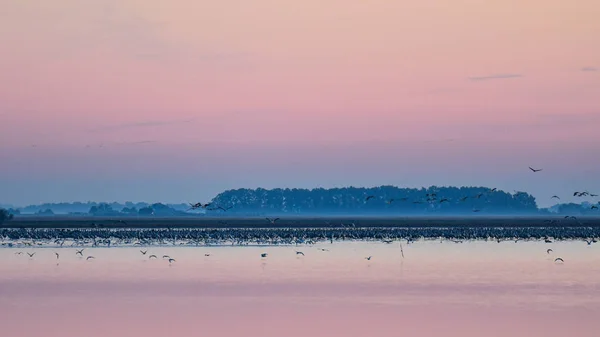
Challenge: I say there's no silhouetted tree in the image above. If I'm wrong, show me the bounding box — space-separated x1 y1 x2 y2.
0 208 15 224
88 204 120 216
210 186 539 215
138 206 154 216
35 209 54 216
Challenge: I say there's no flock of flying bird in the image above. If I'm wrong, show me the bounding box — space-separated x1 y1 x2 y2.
11 235 577 265
3 167 599 268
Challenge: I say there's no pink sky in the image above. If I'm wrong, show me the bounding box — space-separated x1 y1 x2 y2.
0 0 599 206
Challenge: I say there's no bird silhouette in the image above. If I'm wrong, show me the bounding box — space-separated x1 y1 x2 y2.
365 195 375 201
86 256 95 260
140 250 147 255
365 256 372 260
27 252 35 258
529 167 542 172
55 252 59 259
261 253 268 258
149 255 157 259
168 258 176 263
551 195 560 199
554 258 564 263
547 249 553 254
295 251 305 256
76 249 84 256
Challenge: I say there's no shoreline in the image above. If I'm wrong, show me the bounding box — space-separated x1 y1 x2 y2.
3 215 600 229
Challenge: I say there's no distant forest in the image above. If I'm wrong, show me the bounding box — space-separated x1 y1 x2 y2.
2 186 599 218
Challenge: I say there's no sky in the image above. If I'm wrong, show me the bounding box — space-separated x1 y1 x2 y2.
0 0 599 207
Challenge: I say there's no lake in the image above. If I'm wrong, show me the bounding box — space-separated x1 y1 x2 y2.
1 240 599 337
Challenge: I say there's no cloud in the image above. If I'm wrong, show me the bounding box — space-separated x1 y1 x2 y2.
581 67 597 72
467 74 523 81
90 119 195 132
115 140 157 146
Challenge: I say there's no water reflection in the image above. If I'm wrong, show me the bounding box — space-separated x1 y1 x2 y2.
1 240 599 337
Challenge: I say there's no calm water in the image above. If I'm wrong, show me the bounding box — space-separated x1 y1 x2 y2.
1 240 599 337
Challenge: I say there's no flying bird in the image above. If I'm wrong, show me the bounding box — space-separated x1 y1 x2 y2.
529 167 542 172
439 198 449 203
55 252 59 260
27 252 35 258
591 206 598 210
554 258 564 263
489 188 497 192
86 256 95 260
365 256 373 261
140 250 147 255
14 252 23 255
76 249 84 256
386 199 394 204
149 255 157 259
459 196 469 202
162 255 170 259
295 251 305 256
365 195 375 201
318 248 329 252
261 253 268 258
551 195 560 199
168 258 176 263
472 209 481 212
547 249 553 254
266 218 280 224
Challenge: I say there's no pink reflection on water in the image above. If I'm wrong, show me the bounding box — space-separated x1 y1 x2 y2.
1 241 599 337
